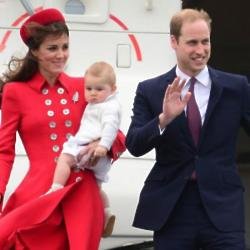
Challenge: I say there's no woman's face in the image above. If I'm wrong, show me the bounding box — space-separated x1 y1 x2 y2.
32 33 69 83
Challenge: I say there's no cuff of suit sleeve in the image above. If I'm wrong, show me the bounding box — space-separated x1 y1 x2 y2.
158 125 165 135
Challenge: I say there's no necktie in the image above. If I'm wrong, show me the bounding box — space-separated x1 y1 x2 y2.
187 78 201 180
187 77 201 146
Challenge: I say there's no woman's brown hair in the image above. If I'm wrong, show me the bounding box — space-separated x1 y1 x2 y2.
0 21 69 93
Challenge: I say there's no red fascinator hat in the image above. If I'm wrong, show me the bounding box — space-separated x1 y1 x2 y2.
20 8 65 45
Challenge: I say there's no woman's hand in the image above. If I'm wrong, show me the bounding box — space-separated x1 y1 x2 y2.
77 139 101 167
94 145 108 158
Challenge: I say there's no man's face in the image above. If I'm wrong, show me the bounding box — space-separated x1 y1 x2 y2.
171 19 211 76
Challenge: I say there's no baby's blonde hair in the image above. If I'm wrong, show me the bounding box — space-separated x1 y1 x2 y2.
85 61 116 86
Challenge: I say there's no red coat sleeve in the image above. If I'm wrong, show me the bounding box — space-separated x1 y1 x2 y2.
0 84 20 196
108 129 126 162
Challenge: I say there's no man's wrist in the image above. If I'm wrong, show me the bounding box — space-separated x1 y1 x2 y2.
158 113 173 129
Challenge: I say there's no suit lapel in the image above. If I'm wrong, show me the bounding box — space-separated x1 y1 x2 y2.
199 68 223 143
180 111 194 146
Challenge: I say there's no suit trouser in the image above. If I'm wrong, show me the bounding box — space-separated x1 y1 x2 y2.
153 181 245 250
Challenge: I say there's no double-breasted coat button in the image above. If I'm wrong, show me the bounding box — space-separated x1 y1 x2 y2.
60 99 67 105
49 121 56 128
62 109 70 115
57 87 64 94
65 120 72 127
45 99 52 106
42 88 49 95
47 110 55 117
75 177 82 182
66 133 72 139
52 145 60 152
50 133 58 140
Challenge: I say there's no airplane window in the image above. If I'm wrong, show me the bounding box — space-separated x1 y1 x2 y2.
64 0 86 15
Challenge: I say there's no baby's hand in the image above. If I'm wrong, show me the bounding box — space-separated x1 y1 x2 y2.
94 146 108 157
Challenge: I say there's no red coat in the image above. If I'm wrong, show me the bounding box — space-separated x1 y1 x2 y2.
0 171 103 250
0 72 125 249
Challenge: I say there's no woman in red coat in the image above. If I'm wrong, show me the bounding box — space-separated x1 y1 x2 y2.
0 8 125 250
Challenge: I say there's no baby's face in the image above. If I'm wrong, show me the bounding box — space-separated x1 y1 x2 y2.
84 76 115 104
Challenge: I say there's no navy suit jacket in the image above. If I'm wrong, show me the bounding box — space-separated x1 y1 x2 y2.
126 66 250 232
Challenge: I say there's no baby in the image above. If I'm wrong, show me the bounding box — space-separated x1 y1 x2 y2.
49 61 122 237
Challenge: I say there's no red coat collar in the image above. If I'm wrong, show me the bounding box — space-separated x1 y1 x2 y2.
27 72 72 93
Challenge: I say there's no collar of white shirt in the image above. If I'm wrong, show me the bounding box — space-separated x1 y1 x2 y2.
175 65 210 87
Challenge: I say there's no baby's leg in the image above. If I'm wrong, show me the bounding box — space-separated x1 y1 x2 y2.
44 153 76 195
93 159 115 237
53 153 76 186
100 188 116 238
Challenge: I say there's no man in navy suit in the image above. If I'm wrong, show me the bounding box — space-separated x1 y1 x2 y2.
126 8 250 250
